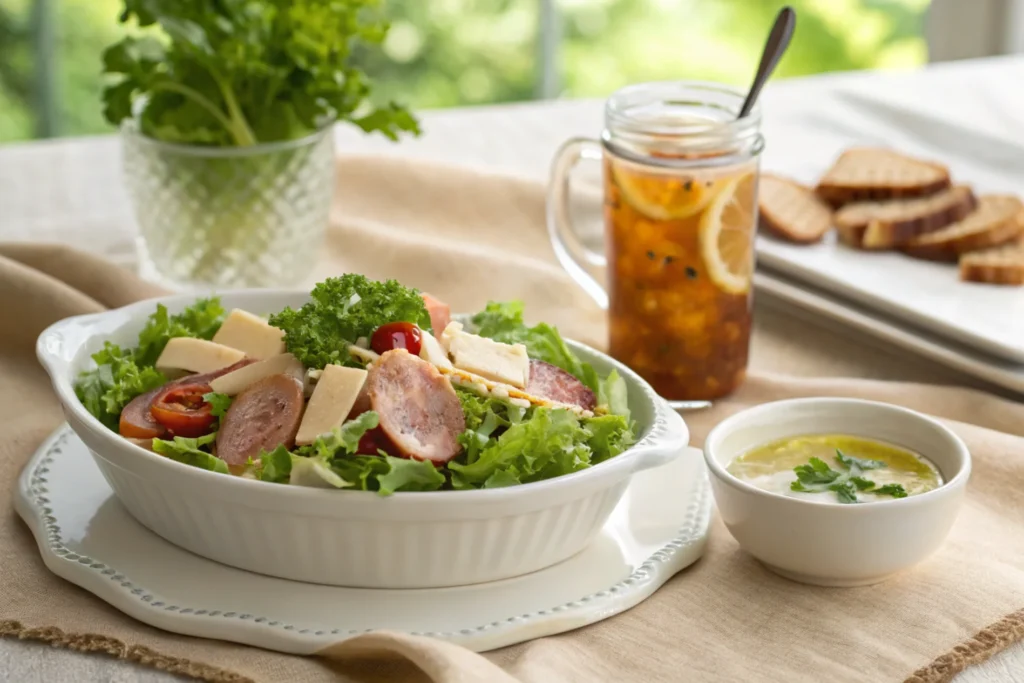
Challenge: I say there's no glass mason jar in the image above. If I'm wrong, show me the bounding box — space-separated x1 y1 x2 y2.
548 81 764 401
122 122 336 290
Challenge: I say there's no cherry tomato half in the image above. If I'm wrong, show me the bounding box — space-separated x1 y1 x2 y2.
370 321 423 356
356 426 399 456
149 382 216 438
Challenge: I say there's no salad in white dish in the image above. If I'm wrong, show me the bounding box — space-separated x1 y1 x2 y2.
74 275 634 495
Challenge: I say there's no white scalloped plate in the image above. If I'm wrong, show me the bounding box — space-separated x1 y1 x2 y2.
15 426 710 654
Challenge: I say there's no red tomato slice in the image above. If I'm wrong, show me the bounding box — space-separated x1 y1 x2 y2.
150 382 216 438
356 426 400 457
370 321 423 356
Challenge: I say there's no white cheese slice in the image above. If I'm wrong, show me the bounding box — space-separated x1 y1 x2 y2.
208 353 305 396
443 323 530 389
419 330 453 370
439 320 463 353
347 345 380 365
295 364 368 446
211 308 286 360
155 338 246 375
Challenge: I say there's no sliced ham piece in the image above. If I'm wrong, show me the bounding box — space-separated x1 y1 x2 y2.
216 374 305 465
525 360 597 411
367 349 465 463
421 293 451 335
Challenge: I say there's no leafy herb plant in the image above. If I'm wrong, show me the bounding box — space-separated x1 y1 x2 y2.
102 0 420 146
791 450 908 504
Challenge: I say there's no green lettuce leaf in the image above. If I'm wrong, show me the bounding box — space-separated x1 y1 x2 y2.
596 369 630 420
584 414 635 464
269 275 432 369
203 391 233 418
134 298 225 367
330 455 390 490
74 342 167 430
448 407 592 489
152 432 228 474
259 445 292 483
455 389 524 465
375 457 446 495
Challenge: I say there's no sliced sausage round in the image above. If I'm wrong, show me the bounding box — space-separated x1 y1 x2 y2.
367 349 465 463
216 374 305 466
119 387 168 439
526 359 597 411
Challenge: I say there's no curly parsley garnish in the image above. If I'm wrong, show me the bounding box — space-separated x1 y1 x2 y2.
791 449 908 504
268 275 432 370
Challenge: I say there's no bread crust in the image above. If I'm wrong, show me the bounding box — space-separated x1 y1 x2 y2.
759 174 833 244
816 147 951 208
902 196 1024 262
834 185 976 249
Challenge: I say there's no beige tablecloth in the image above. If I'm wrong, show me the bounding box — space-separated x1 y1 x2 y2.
2 156 1024 683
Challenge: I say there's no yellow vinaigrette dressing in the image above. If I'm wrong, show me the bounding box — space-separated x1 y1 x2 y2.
728 434 943 504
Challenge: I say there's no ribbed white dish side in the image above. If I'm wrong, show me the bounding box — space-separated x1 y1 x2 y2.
91 450 629 588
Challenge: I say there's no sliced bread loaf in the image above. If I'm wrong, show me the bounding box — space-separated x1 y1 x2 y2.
959 237 1024 285
816 148 951 208
834 185 976 249
902 195 1023 261
759 174 833 244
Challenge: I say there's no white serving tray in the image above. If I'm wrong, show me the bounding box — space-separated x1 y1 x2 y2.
15 426 710 654
758 88 1024 364
754 268 1024 397
756 233 1024 364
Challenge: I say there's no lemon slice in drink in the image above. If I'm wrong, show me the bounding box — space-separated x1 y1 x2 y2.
700 172 757 295
613 164 726 220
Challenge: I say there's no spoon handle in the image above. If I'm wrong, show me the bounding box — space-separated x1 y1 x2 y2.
738 6 797 119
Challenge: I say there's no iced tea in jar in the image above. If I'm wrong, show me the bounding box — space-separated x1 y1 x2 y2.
547 81 763 400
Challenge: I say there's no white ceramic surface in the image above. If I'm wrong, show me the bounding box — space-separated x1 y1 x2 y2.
35 290 689 589
703 398 971 586
756 227 1024 364
754 269 1024 397
16 426 710 653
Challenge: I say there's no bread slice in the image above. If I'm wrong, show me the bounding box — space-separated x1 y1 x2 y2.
816 148 951 208
959 237 1024 285
834 185 976 249
902 195 1024 262
758 174 833 243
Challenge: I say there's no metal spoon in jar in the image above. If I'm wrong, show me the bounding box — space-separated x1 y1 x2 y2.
661 9 794 414
737 5 797 119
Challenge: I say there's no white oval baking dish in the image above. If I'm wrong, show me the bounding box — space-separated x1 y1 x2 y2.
37 290 689 588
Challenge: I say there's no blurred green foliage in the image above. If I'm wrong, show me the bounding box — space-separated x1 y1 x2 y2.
0 0 928 143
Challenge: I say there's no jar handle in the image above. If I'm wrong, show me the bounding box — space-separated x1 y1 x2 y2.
546 138 609 311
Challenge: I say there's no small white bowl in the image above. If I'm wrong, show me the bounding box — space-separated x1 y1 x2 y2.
704 398 970 586
37 289 690 589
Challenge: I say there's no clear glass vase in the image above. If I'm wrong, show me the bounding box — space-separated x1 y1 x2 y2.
122 123 335 290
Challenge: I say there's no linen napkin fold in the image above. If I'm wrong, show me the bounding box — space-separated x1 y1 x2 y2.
1 155 1023 683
